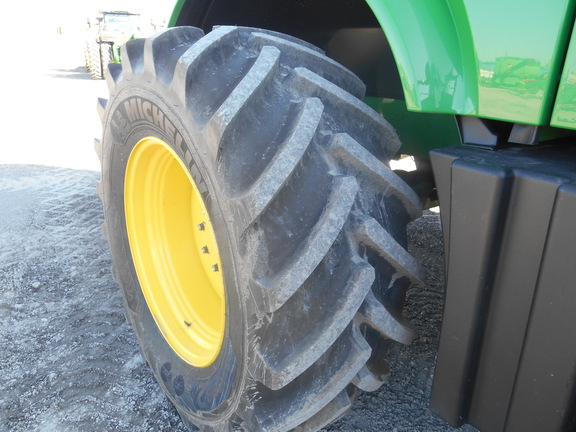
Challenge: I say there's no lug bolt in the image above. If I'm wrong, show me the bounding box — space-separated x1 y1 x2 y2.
201 246 209 254
197 222 205 231
212 264 219 272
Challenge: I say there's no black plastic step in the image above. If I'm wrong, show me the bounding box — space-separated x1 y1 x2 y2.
430 144 576 432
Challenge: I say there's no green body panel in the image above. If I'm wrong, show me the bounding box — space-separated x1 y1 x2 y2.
366 0 575 125
168 0 186 28
551 25 576 129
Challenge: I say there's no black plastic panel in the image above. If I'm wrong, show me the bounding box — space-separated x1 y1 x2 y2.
429 144 576 432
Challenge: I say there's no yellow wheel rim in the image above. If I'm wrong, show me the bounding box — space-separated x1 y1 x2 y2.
124 136 225 367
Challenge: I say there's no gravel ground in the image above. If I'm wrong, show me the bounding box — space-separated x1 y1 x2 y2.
1 32 477 432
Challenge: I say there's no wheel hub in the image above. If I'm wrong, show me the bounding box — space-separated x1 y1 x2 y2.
124 136 225 367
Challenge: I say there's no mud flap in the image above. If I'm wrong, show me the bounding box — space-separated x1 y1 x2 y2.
430 144 576 432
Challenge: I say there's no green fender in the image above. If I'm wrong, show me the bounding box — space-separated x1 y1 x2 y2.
551 24 576 129
366 0 575 125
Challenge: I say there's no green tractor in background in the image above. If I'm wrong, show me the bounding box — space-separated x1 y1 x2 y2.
84 10 159 79
95 0 576 431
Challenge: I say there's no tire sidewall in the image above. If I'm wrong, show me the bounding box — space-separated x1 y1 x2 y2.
102 83 246 421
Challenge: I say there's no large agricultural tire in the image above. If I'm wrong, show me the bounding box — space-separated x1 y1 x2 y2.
84 41 91 70
86 40 103 80
96 26 424 432
100 42 114 80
